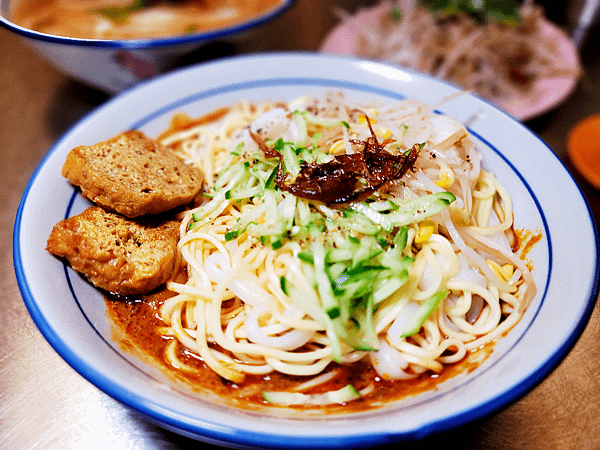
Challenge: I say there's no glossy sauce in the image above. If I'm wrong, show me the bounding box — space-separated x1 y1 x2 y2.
10 0 284 40
105 284 498 412
514 227 543 272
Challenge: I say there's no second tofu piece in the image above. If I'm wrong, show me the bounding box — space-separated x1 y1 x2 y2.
46 206 180 296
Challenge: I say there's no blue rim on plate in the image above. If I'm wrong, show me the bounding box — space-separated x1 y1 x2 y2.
13 53 600 448
0 0 295 48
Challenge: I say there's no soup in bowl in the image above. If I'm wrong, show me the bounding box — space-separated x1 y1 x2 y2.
10 0 286 40
0 0 294 92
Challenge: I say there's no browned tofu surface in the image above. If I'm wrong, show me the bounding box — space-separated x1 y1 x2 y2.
62 130 203 218
46 206 180 296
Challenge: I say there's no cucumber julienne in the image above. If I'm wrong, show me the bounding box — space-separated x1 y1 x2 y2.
188 111 457 404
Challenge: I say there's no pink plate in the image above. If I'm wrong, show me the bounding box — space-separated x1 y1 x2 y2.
320 3 581 121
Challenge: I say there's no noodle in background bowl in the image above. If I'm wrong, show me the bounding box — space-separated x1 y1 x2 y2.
13 53 598 448
0 0 294 93
320 2 581 122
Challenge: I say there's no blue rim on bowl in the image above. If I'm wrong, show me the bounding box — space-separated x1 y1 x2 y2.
13 53 600 448
0 0 295 48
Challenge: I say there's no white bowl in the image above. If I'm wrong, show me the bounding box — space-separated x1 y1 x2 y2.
14 53 599 448
0 0 294 93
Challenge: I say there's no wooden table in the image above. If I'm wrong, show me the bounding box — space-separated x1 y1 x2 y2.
2 2 600 448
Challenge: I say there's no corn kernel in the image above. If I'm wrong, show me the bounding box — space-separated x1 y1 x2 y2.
415 220 435 243
487 260 514 282
358 112 377 126
435 167 454 189
435 174 453 189
329 140 346 155
377 127 392 139
501 264 514 279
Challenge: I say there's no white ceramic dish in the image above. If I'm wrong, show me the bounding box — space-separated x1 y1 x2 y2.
320 3 581 122
14 53 598 448
0 0 294 93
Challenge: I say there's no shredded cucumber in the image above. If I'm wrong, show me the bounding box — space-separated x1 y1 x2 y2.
350 203 394 232
298 110 350 129
276 139 302 178
387 192 456 226
399 290 450 338
312 243 340 319
189 118 457 355
263 384 361 406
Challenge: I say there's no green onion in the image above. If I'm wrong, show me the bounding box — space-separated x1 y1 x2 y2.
390 6 402 21
225 230 239 241
95 0 146 24
421 0 521 27
280 276 289 295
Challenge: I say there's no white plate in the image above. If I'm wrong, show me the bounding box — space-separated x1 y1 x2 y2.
320 3 581 122
14 53 598 448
